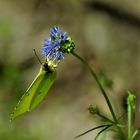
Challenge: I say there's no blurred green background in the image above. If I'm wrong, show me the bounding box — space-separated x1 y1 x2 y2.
0 0 139 140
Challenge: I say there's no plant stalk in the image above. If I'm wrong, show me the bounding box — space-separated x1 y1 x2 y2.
71 51 125 139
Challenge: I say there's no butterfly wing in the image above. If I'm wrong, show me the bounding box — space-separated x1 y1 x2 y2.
10 68 56 121
29 70 56 111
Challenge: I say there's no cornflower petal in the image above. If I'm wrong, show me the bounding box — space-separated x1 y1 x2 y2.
42 26 75 68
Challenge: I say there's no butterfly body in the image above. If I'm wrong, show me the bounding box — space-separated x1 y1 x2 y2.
42 63 53 73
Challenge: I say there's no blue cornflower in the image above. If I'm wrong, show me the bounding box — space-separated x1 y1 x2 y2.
42 39 62 59
50 26 68 42
42 26 75 68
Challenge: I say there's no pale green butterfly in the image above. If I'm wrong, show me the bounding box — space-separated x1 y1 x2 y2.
10 50 56 121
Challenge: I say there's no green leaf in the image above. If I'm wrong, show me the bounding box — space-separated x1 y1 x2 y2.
131 130 138 140
74 124 112 138
10 68 56 121
93 125 112 140
116 123 125 128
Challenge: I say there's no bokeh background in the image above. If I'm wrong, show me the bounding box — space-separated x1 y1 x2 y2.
0 0 139 140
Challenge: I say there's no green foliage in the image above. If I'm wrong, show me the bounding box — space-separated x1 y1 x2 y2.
75 124 112 139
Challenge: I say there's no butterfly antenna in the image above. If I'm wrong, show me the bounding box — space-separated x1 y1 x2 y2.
33 49 42 65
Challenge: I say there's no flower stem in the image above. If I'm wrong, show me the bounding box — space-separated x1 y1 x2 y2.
97 112 115 124
72 51 117 121
71 51 125 139
127 92 136 140
128 102 132 140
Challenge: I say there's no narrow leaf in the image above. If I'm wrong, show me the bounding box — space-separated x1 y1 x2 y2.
94 124 112 140
75 124 112 138
131 130 138 139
